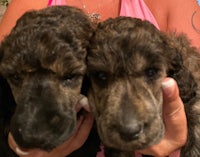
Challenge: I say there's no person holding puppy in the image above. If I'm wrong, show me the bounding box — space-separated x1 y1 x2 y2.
1 0 199 156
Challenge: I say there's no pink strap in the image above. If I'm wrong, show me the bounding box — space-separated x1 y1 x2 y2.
96 147 181 157
120 0 159 29
47 0 52 6
135 150 181 157
48 0 66 6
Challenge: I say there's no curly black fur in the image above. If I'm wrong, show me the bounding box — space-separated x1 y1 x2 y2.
87 17 200 157
0 6 100 157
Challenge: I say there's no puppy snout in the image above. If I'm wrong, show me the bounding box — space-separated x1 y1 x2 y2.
10 110 76 150
117 92 143 141
118 122 142 141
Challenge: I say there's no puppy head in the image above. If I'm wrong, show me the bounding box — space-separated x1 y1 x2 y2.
87 17 195 151
0 6 93 150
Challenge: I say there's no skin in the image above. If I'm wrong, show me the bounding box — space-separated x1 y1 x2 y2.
0 0 199 47
144 0 200 48
0 0 196 156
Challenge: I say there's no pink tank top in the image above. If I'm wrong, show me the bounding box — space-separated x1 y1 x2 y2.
48 0 159 29
47 1 180 157
48 0 66 6
120 0 159 29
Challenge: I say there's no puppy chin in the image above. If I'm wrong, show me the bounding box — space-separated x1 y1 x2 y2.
99 119 165 151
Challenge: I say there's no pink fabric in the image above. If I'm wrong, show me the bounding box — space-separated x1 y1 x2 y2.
135 152 143 157
97 149 181 157
96 151 104 157
169 150 181 157
96 145 104 157
120 0 159 29
48 0 66 6
47 0 180 157
48 0 159 29
47 0 159 28
134 150 181 157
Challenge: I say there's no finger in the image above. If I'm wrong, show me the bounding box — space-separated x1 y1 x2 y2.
162 78 186 129
137 78 187 156
52 112 94 156
162 77 187 146
70 112 94 149
8 133 29 156
8 133 46 157
162 77 183 116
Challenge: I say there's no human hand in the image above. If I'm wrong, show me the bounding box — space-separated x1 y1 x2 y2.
8 111 94 157
136 77 187 157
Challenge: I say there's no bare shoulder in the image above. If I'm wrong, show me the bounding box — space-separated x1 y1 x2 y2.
0 0 48 42
167 0 199 26
144 0 168 32
145 0 200 48
167 0 200 47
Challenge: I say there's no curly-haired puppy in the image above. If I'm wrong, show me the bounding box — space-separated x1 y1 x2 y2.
87 17 200 157
0 6 100 157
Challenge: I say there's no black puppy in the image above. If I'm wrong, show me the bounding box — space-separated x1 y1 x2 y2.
0 6 100 157
87 17 200 157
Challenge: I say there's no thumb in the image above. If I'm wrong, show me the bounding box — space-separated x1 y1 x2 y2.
136 78 187 156
161 77 187 144
162 77 181 115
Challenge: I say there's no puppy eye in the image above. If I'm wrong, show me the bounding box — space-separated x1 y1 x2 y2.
94 72 108 82
62 74 79 86
9 74 22 85
63 74 75 81
89 71 109 88
145 68 159 78
63 74 75 80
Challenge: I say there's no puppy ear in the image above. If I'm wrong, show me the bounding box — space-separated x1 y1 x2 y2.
166 33 197 104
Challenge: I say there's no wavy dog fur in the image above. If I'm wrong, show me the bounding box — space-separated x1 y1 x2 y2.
87 17 200 157
0 6 100 157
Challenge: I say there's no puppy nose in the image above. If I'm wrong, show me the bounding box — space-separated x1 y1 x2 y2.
118 123 142 141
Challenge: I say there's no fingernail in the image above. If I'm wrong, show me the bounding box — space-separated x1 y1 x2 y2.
161 78 175 97
79 96 91 112
8 132 29 156
16 147 29 156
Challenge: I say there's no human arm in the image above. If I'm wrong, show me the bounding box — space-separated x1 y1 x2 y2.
137 78 187 157
0 0 48 42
